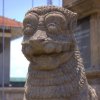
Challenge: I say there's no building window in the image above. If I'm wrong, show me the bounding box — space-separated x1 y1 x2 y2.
75 17 91 69
0 28 11 33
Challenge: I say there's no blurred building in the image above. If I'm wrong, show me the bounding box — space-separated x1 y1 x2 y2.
63 0 100 99
0 16 22 86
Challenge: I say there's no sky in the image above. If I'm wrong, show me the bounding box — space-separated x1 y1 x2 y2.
0 0 62 22
10 37 29 80
0 0 62 80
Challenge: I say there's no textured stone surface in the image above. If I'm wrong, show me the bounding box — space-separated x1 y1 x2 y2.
22 6 98 100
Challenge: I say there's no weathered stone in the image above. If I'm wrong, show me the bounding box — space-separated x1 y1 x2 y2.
22 6 98 100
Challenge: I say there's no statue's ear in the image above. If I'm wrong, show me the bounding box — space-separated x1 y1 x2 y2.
68 13 77 34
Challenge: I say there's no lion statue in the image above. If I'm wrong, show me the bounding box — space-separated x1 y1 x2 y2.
22 6 98 100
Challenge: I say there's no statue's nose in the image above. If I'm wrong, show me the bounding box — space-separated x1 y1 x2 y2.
29 38 44 44
29 29 47 43
29 16 47 45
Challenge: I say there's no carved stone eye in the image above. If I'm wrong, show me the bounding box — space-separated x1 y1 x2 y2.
23 24 36 35
47 23 58 33
23 13 38 35
45 12 67 33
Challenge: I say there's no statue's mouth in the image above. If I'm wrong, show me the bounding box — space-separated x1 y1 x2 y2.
32 51 66 57
30 51 73 70
22 40 75 64
31 41 74 55
22 40 75 70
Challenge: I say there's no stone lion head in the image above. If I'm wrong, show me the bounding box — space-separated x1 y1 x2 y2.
22 6 77 70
